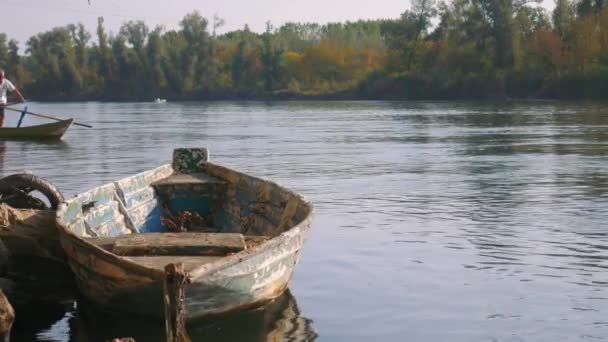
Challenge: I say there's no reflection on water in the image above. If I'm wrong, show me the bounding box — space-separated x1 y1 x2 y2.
3 101 608 341
189 291 316 342
12 290 316 342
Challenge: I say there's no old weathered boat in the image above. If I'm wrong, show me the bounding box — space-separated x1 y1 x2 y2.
0 119 73 140
55 148 313 319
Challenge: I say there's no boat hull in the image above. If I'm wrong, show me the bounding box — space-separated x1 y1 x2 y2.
60 224 307 319
0 119 73 140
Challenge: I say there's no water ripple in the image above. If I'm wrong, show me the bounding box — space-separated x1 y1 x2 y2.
3 100 608 341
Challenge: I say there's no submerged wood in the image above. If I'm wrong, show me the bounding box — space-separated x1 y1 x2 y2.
112 232 246 256
55 148 314 319
163 263 190 342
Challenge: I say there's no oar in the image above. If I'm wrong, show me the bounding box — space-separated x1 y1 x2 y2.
2 106 93 128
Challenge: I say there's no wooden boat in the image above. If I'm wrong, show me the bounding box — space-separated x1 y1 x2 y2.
0 119 73 140
55 148 314 320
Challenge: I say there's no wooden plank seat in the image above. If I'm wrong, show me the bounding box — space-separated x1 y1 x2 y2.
150 173 226 187
84 232 272 256
114 232 246 256
82 232 273 272
85 232 245 256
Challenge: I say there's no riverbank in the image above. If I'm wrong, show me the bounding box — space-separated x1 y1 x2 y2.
25 75 608 103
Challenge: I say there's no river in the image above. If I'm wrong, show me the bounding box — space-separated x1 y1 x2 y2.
2 101 608 341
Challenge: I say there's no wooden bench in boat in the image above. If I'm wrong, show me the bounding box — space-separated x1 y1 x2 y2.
85 232 270 256
84 232 271 271
115 232 245 256
86 232 245 256
150 173 226 186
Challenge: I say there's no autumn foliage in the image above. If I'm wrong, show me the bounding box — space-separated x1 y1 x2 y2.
0 2 608 100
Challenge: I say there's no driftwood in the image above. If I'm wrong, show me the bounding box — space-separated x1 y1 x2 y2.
0 289 14 342
0 204 64 262
112 232 246 256
0 204 73 293
163 263 190 342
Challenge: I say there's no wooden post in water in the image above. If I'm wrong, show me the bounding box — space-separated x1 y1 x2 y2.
163 263 191 342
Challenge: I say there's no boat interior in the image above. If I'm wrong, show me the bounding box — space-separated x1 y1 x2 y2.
57 149 311 272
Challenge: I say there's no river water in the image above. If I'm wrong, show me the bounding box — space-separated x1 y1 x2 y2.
2 101 608 341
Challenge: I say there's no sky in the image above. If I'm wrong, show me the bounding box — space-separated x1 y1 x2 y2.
3 0 555 48
2 0 408 46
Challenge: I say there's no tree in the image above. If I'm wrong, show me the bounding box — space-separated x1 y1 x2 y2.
231 40 247 89
69 23 91 70
180 11 211 90
553 0 575 39
146 26 168 93
111 34 139 95
6 40 27 87
0 34 7 69
260 22 285 90
95 17 113 90
161 30 188 93
576 0 605 16
479 0 516 68
119 20 149 93
516 6 550 40
412 0 438 41
26 27 82 96
206 15 226 89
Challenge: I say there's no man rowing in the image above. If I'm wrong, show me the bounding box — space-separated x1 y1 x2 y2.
0 69 25 128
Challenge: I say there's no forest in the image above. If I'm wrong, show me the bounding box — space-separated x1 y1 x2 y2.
1 0 607 101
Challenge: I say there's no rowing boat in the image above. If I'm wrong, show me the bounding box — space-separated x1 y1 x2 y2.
55 148 314 319
0 119 73 140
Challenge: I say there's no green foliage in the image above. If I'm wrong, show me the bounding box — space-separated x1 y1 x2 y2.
0 33 8 69
553 0 576 38
231 40 247 89
6 39 27 87
260 22 286 91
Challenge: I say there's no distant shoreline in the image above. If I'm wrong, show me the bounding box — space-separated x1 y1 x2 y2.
24 76 608 103
24 93 603 103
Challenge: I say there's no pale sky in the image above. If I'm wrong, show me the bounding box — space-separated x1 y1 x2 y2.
3 0 555 48
2 0 408 46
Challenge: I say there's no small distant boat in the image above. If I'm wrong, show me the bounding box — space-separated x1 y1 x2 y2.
55 148 314 319
154 98 167 104
0 119 73 140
